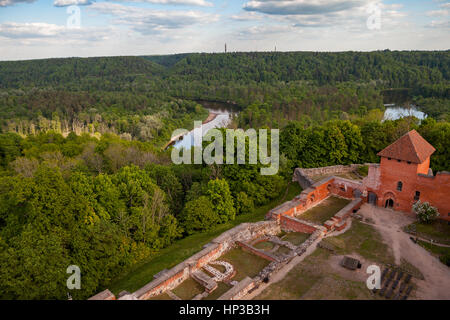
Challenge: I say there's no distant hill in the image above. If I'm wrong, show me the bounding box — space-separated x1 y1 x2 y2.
142 53 192 68
0 51 448 90
0 56 164 89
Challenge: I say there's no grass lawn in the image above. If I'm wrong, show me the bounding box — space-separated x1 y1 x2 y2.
299 196 351 225
255 221 392 300
275 246 292 255
254 241 275 251
107 181 302 295
322 220 395 265
255 248 378 300
407 221 450 244
203 282 232 300
417 240 450 267
171 277 204 300
148 292 172 300
220 248 271 281
281 232 310 246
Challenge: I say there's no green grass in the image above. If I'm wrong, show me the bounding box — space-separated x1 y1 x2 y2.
407 221 450 244
255 221 393 300
203 282 232 300
148 292 172 300
399 258 425 280
357 165 369 177
254 241 275 251
221 248 271 281
276 246 292 255
282 232 310 246
322 220 395 265
255 249 327 300
299 196 351 224
171 277 204 300
417 240 450 267
107 181 302 295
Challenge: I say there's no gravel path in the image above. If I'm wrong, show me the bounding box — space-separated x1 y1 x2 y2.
359 204 450 300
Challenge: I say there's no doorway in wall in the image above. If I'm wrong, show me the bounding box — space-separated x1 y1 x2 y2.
385 199 394 208
368 192 377 206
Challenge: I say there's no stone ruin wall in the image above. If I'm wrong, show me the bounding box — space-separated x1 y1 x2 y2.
293 164 369 189
131 221 281 300
92 164 372 301
280 215 323 234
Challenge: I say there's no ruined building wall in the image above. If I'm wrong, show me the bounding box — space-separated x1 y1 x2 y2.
132 221 281 300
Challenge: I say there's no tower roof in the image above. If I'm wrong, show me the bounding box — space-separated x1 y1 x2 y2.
377 130 435 164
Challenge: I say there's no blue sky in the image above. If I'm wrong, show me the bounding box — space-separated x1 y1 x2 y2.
0 0 448 60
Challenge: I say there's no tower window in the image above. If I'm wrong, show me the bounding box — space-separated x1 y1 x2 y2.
397 181 403 191
388 158 392 160
407 161 412 164
397 160 401 163
414 191 420 201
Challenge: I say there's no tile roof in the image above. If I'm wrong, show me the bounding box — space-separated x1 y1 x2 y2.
377 130 435 164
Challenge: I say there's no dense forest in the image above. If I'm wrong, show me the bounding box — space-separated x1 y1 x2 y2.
0 51 448 299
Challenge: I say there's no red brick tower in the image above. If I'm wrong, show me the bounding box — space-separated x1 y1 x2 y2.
373 130 449 221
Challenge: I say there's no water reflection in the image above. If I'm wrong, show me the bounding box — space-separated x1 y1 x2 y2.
383 105 427 121
173 102 238 150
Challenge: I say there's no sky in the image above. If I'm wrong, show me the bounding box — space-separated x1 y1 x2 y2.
0 0 448 60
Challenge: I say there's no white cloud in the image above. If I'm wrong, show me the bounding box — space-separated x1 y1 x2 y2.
0 22 113 43
426 19 450 28
0 0 35 7
230 11 264 21
238 1 406 31
53 0 93 7
109 0 213 7
243 0 367 15
89 2 219 35
426 9 449 17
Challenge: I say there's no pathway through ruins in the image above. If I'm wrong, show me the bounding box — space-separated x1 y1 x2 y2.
359 204 450 300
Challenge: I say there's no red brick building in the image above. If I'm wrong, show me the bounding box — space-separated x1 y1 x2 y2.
365 130 450 221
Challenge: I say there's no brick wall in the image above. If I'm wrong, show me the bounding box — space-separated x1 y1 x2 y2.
280 215 320 234
371 157 450 221
128 221 281 300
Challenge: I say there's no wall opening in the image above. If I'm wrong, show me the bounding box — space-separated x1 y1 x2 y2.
368 192 377 206
385 199 394 208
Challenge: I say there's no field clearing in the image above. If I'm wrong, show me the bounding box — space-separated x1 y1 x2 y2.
172 277 204 300
281 232 310 246
299 196 351 224
220 248 271 281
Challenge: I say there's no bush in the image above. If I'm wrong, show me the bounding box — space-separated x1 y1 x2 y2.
440 253 450 267
181 196 218 235
413 200 439 224
236 192 254 215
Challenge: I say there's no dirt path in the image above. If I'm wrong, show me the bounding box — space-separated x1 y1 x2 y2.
359 204 450 300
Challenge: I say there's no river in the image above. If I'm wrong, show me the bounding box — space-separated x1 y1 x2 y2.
172 100 239 150
383 105 427 121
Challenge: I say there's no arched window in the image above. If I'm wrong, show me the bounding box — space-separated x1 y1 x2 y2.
397 181 403 191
